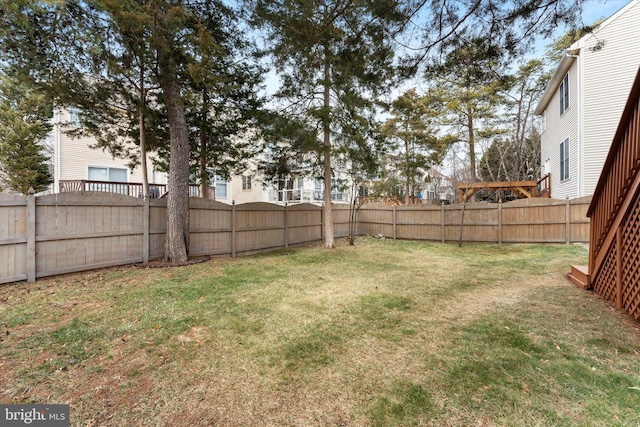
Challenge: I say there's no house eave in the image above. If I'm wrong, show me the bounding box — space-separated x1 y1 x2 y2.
534 53 578 116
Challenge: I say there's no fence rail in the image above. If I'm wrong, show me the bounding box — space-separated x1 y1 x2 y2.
1 193 590 285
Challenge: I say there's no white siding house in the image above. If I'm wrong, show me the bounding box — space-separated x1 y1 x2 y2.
52 107 168 193
52 108 350 204
535 0 640 199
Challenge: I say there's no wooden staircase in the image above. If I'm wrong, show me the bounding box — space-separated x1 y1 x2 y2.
567 265 590 289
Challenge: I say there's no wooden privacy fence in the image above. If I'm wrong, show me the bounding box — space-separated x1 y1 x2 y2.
0 192 590 285
358 196 591 244
0 192 351 284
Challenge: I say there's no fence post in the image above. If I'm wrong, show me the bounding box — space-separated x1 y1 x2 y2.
26 188 36 282
231 200 236 257
284 202 289 249
392 205 397 240
143 196 149 264
321 203 325 242
498 199 502 245
441 203 445 243
565 196 571 244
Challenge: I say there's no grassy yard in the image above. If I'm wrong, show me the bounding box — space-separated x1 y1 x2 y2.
1 237 639 426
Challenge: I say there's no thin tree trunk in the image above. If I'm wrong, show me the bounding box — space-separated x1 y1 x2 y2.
458 195 468 248
322 54 335 248
200 89 209 199
404 139 410 205
138 63 149 199
158 45 189 263
139 110 149 198
467 106 477 202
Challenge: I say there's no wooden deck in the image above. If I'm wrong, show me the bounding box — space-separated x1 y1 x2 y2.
459 174 551 202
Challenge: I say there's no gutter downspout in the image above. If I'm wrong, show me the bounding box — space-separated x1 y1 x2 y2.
567 50 581 197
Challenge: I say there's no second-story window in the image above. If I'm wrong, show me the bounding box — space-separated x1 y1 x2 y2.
69 106 82 127
215 175 227 198
559 74 569 115
242 175 252 190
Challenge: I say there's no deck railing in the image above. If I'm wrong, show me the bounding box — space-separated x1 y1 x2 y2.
586 66 640 319
268 188 346 204
59 180 215 199
536 173 551 197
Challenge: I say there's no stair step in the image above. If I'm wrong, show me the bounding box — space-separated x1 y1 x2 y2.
567 265 590 289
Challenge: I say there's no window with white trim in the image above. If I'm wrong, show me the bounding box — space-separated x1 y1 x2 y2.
69 107 82 127
559 74 569 115
88 166 127 182
215 175 227 198
242 175 252 190
560 138 569 181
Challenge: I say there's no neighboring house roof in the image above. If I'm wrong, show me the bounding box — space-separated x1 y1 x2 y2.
534 0 637 116
534 52 577 115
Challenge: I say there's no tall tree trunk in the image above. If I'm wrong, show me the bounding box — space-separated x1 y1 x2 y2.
158 46 189 264
322 54 335 248
138 65 149 199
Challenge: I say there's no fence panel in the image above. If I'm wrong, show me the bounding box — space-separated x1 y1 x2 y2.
35 192 144 278
0 194 28 284
570 196 592 244
358 205 394 237
288 204 322 245
188 199 232 257
501 198 567 243
332 204 351 238
235 203 286 254
443 204 499 243
149 199 167 260
396 205 442 240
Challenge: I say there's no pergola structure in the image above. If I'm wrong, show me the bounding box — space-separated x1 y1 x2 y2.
458 174 551 202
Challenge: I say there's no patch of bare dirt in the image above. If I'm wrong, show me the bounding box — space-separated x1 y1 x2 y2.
133 255 211 269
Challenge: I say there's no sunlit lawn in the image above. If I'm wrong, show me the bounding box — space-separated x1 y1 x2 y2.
1 237 639 426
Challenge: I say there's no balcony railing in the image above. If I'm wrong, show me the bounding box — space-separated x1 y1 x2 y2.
59 180 215 199
268 188 346 204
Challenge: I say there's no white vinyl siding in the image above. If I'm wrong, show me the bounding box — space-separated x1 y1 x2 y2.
581 1 640 196
539 63 579 199
537 1 640 199
55 107 167 192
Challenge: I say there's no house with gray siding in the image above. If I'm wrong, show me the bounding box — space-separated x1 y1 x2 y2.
535 0 640 199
